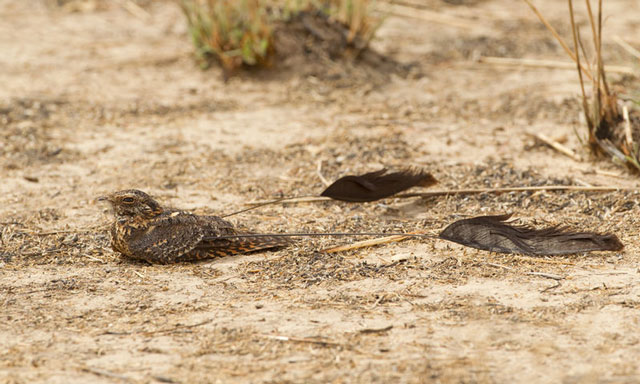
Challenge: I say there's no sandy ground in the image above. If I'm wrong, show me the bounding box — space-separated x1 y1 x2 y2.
1 0 640 383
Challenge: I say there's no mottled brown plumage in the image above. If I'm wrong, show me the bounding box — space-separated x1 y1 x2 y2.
98 189 290 264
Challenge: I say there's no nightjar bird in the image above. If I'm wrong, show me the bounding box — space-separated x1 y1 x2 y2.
98 189 290 264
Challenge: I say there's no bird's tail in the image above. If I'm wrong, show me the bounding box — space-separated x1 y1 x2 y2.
183 233 292 261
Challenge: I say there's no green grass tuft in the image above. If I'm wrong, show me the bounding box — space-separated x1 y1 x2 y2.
180 0 383 74
180 0 274 72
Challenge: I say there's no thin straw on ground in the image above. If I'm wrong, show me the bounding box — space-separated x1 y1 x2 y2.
322 231 428 253
613 35 640 60
477 56 635 75
376 3 484 31
246 185 638 206
527 132 581 161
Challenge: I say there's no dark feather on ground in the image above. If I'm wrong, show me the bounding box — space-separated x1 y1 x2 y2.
320 168 437 202
438 214 623 255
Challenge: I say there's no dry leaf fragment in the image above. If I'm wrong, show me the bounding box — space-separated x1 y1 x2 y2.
320 168 437 202
438 214 623 256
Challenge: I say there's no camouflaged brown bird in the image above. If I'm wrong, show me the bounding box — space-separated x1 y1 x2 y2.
99 189 290 264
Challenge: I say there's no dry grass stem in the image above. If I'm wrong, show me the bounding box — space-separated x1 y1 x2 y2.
316 159 331 187
35 225 107 236
525 0 640 171
329 0 382 47
613 35 640 60
406 185 637 195
527 132 581 161
623 105 633 148
258 334 345 347
376 3 482 31
322 231 428 253
115 0 151 21
80 367 132 382
247 185 638 206
540 281 562 292
526 271 564 280
484 262 513 270
486 263 566 280
477 56 635 75
569 0 592 134
522 0 593 80
101 319 214 337
513 256 576 265
358 325 393 334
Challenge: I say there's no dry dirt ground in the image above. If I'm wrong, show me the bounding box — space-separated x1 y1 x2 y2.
2 0 640 383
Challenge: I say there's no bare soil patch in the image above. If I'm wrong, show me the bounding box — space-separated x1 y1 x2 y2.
1 1 640 383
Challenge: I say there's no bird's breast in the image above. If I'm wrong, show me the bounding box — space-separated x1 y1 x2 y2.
111 216 150 256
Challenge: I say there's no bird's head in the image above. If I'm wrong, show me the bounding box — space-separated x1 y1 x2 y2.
98 189 163 218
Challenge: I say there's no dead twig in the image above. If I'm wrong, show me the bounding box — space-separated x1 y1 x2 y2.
258 334 345 347
613 35 640 60
114 0 151 21
484 262 513 270
246 185 637 206
85 255 107 263
577 166 625 178
81 367 132 382
0 221 23 226
359 325 393 334
100 319 213 337
322 231 427 253
485 263 565 280
359 185 637 197
376 3 484 31
141 319 213 336
623 105 633 149
35 229 89 236
102 331 132 336
521 0 594 80
477 56 635 75
316 159 331 187
527 132 581 161
367 294 386 310
526 272 564 280
513 256 576 265
245 195 326 205
151 375 180 384
35 225 107 236
152 376 181 384
541 280 562 293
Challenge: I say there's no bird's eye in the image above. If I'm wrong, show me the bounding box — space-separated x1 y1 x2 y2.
122 197 135 203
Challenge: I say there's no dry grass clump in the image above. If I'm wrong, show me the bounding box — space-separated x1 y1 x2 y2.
179 0 383 75
180 0 274 72
320 0 383 49
524 0 640 172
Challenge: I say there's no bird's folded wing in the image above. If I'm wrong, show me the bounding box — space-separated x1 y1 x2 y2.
127 212 205 263
198 215 239 237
